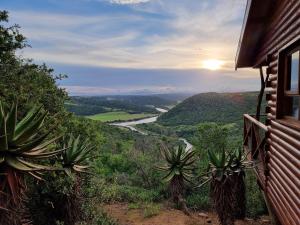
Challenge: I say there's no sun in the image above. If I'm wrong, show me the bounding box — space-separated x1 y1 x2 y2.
201 59 224 70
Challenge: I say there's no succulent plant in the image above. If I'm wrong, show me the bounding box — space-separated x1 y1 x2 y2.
199 147 250 225
61 135 92 176
0 101 62 225
0 102 62 174
157 145 196 214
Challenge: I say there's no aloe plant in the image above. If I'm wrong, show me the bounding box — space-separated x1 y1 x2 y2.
230 148 246 219
52 135 93 225
199 148 250 225
0 101 62 225
61 135 92 176
157 145 196 214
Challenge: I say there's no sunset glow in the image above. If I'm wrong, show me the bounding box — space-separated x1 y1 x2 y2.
201 59 225 70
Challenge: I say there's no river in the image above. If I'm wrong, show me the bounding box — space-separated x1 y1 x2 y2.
111 108 193 152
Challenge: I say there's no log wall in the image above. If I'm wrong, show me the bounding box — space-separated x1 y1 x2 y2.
253 1 300 225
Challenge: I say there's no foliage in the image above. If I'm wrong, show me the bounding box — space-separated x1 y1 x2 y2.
67 95 174 116
158 92 265 126
143 203 161 218
0 10 68 132
90 178 163 203
0 101 62 225
198 147 251 225
61 135 92 175
157 145 196 213
86 111 156 122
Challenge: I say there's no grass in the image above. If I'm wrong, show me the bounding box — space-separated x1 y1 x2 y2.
86 111 156 122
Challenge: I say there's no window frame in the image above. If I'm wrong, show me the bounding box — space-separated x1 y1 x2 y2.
277 37 300 125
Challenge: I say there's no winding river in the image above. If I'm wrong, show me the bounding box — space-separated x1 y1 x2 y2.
111 108 193 152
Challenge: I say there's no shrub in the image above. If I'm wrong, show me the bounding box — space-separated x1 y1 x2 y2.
143 203 161 218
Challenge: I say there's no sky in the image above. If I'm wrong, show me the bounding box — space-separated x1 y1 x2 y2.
1 0 259 95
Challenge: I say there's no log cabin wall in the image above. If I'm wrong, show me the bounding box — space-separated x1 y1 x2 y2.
252 1 300 225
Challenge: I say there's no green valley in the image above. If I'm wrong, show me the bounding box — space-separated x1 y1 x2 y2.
86 111 156 122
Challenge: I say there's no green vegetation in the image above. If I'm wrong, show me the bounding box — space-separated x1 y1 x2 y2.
0 102 63 225
157 145 196 214
158 92 265 126
67 95 175 116
0 10 268 225
86 111 156 122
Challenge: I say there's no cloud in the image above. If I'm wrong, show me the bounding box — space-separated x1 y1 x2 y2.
11 0 249 73
109 0 151 4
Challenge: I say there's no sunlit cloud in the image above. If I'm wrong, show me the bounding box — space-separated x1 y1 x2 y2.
109 0 151 4
10 0 248 72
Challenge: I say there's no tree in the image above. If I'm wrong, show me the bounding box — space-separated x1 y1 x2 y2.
0 10 68 128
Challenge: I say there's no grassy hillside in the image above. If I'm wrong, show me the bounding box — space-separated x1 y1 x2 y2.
158 92 263 126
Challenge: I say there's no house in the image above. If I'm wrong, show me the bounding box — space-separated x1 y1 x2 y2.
235 1 300 225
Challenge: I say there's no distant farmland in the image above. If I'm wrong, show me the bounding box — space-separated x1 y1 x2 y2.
86 111 156 122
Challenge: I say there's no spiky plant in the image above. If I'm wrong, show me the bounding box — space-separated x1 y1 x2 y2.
0 101 62 225
157 145 196 214
230 148 246 220
55 135 92 225
61 135 92 176
208 148 235 225
198 148 251 225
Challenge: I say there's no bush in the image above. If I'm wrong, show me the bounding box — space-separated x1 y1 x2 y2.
143 203 161 218
89 178 163 203
76 210 119 225
186 193 210 211
245 171 267 218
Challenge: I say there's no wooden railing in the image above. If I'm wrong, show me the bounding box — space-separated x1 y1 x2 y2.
243 114 268 190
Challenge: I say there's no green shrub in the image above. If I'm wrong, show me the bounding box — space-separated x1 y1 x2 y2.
245 171 267 218
90 178 163 203
186 192 210 210
76 210 119 225
143 203 161 218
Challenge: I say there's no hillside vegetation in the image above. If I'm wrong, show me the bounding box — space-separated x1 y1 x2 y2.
158 92 264 126
66 95 176 116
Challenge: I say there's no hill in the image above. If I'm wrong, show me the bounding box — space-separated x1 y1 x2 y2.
157 92 263 126
65 95 177 116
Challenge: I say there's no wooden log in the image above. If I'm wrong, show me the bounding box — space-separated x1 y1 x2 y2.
268 186 296 225
268 179 299 225
269 162 300 202
269 134 300 159
267 192 292 225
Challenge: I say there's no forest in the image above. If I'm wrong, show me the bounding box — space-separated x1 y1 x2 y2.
0 10 269 225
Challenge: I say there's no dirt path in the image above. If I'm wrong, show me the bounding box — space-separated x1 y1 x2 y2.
103 204 271 225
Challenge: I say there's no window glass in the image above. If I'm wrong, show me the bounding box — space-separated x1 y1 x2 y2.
288 51 299 91
286 96 299 119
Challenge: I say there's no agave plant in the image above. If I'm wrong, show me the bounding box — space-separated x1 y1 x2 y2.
0 101 62 225
199 148 251 225
156 145 196 214
207 148 235 225
230 148 246 220
53 135 93 225
61 135 92 176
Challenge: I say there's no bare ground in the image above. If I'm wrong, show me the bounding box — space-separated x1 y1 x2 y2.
103 203 271 225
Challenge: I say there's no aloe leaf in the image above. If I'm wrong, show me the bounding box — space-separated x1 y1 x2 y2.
13 112 47 144
0 102 8 151
14 106 41 137
6 102 17 141
5 156 38 171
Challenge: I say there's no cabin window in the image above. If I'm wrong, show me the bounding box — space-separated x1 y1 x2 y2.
278 39 300 123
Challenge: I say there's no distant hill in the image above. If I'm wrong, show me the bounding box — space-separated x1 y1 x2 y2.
157 92 263 126
66 95 177 116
